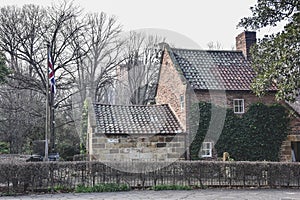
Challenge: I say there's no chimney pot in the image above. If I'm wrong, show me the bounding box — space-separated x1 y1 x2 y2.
236 31 256 60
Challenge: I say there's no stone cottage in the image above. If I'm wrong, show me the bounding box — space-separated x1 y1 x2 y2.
87 31 300 162
155 31 300 161
87 102 186 162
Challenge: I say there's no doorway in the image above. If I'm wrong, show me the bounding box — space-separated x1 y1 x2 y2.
291 142 300 162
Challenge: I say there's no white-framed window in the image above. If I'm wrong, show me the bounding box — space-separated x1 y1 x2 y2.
233 99 244 114
200 142 213 158
180 95 184 111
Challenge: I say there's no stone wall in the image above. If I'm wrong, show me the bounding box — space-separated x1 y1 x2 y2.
156 49 187 131
289 116 300 135
90 134 186 162
280 134 300 162
280 115 300 162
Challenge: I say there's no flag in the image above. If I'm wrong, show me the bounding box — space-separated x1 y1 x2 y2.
48 48 56 94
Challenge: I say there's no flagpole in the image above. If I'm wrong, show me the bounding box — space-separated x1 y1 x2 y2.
50 81 55 152
44 42 50 162
47 42 56 156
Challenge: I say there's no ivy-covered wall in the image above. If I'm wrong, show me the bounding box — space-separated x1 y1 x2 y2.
190 102 289 161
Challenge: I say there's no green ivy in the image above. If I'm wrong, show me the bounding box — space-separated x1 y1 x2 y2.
190 102 289 161
189 102 212 160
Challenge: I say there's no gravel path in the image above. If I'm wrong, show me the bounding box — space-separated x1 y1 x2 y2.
1 189 300 200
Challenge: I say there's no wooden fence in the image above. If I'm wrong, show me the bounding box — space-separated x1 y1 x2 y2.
0 161 300 194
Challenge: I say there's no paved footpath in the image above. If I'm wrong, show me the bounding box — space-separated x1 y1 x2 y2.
2 189 300 200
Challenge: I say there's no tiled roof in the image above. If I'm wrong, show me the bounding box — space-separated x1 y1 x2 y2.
93 104 183 135
170 48 257 90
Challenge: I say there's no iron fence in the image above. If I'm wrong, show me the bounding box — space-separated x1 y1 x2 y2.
0 160 299 194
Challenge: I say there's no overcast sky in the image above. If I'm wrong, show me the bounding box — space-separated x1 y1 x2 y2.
0 0 285 49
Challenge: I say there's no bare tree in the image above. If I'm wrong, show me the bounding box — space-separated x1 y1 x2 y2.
70 12 123 153
0 1 124 155
0 1 88 153
116 31 163 105
0 4 48 153
0 86 45 153
0 2 87 103
0 5 47 92
82 12 124 102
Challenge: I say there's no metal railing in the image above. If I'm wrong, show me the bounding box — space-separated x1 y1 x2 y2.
0 161 299 194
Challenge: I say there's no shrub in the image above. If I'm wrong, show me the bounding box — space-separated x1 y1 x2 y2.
50 185 73 193
152 184 192 191
0 142 9 154
75 183 130 193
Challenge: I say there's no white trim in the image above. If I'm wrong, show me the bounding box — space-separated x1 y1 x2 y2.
233 99 244 114
180 94 184 111
200 142 213 158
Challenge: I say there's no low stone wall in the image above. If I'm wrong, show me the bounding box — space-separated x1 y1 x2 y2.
0 154 30 163
91 134 186 162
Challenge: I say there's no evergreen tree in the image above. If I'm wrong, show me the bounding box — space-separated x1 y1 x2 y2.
0 52 9 83
238 0 300 101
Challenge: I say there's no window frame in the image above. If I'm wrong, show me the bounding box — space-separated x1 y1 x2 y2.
200 142 213 158
233 99 245 114
180 94 184 111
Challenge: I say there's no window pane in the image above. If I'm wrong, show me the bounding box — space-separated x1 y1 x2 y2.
234 106 239 113
205 150 209 156
180 95 184 101
238 100 242 105
206 143 210 149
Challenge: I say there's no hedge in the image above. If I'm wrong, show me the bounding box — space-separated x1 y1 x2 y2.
0 160 300 195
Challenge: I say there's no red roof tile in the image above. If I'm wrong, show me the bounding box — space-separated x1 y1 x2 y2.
94 104 184 135
170 48 256 90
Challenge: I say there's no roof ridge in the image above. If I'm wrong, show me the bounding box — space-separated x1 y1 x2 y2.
171 47 243 53
93 103 169 107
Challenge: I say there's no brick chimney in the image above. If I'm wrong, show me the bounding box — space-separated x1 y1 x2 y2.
236 31 256 60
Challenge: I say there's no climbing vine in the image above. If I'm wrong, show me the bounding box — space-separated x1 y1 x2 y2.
190 102 289 161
